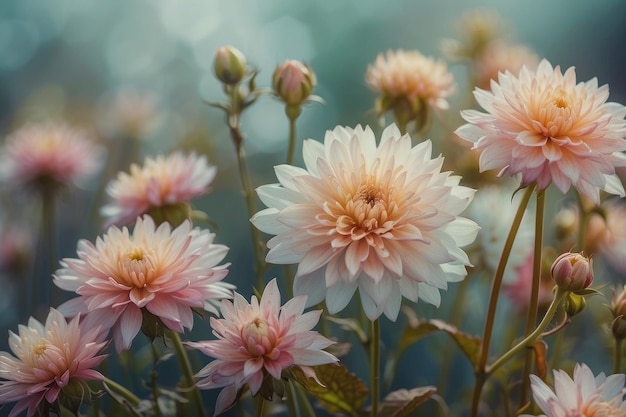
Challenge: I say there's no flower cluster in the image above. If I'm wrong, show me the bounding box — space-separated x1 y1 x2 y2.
1 8 626 417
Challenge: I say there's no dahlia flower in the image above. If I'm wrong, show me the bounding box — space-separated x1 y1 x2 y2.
101 151 216 227
525 363 626 417
0 122 104 191
473 41 539 89
54 215 233 352
0 308 107 417
365 49 456 130
455 59 626 204
186 278 337 416
251 124 479 321
596 199 626 274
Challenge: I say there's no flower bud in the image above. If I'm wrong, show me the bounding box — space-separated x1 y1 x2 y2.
613 285 626 319
272 60 317 106
550 252 593 292
214 46 247 85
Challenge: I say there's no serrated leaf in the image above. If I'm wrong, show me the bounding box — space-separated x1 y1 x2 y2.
290 364 367 417
377 386 437 417
400 309 481 366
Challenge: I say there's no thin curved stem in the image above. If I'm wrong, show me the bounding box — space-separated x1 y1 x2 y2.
286 109 299 166
169 330 205 417
615 338 623 374
575 191 588 252
227 86 266 291
103 377 141 406
370 319 381 417
519 189 546 408
469 185 535 417
487 288 568 375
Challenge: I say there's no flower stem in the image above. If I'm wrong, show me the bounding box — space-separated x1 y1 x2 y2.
518 189 545 408
255 395 265 417
103 377 141 406
575 191 588 252
285 106 300 166
169 330 205 417
487 288 568 374
370 318 381 417
227 86 266 291
469 185 534 417
615 338 623 374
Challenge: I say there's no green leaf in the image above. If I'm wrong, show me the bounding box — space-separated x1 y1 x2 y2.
289 364 368 417
324 316 368 344
400 308 481 366
377 386 437 417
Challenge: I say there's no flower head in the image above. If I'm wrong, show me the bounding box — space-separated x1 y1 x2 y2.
272 59 317 107
251 124 479 321
54 215 233 352
186 278 337 416
98 88 161 140
0 308 107 417
473 41 539 89
101 151 216 228
214 45 247 85
365 49 456 131
441 9 506 61
455 59 626 204
551 252 594 291
0 122 104 193
526 363 626 417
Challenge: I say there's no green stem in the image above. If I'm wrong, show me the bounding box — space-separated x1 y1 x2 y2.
169 330 205 417
255 395 265 417
285 380 301 417
285 106 300 166
518 189 546 408
469 185 534 417
487 288 568 374
150 343 164 417
615 338 623 374
370 319 380 417
575 191 588 252
103 377 141 406
228 86 266 291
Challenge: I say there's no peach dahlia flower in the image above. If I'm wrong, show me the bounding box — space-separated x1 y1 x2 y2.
186 278 337 416
0 308 107 417
365 49 456 112
455 59 626 204
0 122 103 191
54 215 233 352
101 151 216 227
525 363 626 417
251 124 479 321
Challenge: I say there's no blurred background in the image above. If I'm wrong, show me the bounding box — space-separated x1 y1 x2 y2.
0 0 625 415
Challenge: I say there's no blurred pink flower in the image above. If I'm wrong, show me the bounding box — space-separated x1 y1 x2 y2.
0 308 107 417
365 49 456 111
597 199 626 274
0 122 104 191
101 151 216 227
455 59 626 204
186 278 337 416
526 363 626 417
54 215 233 352
503 253 554 312
251 124 479 321
473 41 539 89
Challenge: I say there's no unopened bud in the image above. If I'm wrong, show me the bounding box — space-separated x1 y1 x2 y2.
550 252 593 292
563 292 586 317
214 46 247 85
613 285 626 319
272 60 316 106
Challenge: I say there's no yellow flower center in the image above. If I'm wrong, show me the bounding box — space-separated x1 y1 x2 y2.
335 182 396 238
115 247 158 288
32 343 47 357
553 96 568 109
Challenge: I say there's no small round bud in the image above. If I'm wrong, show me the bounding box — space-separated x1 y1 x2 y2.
214 45 247 85
563 292 586 317
613 285 626 319
272 60 317 106
550 252 594 292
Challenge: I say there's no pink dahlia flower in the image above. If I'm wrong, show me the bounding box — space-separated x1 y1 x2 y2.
366 49 456 112
525 363 626 417
54 215 233 352
0 122 104 191
455 59 626 204
251 124 479 321
0 308 107 417
101 151 216 227
597 199 626 274
186 278 337 416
